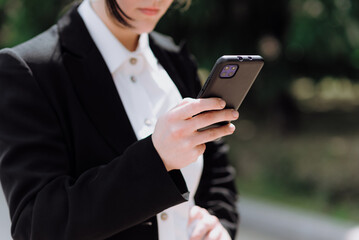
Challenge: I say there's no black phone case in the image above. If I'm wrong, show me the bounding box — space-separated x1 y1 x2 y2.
197 55 264 129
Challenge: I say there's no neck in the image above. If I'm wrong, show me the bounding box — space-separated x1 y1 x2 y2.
90 0 139 51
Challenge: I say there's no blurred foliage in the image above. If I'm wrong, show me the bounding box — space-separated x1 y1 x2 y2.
227 110 359 221
156 0 359 125
1 0 359 220
0 0 72 46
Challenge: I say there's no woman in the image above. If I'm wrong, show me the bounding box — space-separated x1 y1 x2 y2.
0 0 239 239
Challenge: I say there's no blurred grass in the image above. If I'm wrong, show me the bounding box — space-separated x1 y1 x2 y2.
227 108 359 222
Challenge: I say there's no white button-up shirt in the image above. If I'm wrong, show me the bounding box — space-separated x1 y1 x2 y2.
78 1 203 239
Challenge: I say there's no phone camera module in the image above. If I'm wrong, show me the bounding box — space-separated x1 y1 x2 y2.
220 64 238 78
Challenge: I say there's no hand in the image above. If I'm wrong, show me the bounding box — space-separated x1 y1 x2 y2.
188 205 232 240
152 98 238 171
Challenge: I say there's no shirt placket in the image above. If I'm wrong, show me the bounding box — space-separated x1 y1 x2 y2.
127 55 157 140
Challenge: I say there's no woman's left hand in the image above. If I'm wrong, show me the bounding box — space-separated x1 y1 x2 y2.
188 205 232 240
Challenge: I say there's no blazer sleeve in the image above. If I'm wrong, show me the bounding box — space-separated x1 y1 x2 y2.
185 51 239 238
0 49 188 239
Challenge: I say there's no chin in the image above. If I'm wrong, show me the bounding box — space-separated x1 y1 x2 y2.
133 21 158 34
135 27 155 34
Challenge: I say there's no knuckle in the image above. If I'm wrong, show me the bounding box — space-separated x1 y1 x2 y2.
192 235 201 240
183 98 197 107
192 205 202 212
191 99 203 112
207 128 218 139
202 221 209 229
227 110 234 118
199 144 206 155
181 98 192 105
202 112 215 122
183 97 193 103
210 97 225 109
211 215 219 224
216 98 224 108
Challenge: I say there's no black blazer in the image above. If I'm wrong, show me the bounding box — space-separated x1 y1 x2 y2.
0 5 238 240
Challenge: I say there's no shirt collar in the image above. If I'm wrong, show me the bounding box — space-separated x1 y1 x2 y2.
78 0 159 74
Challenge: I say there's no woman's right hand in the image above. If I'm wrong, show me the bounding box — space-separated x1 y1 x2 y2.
152 97 239 171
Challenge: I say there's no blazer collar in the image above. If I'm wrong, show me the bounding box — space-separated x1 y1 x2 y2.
57 5 190 154
148 32 189 98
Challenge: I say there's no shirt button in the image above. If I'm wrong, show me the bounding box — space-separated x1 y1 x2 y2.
130 76 136 83
144 118 152 126
160 212 168 221
129 57 137 65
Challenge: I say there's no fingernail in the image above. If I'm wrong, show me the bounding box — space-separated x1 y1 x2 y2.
229 123 236 132
232 110 239 118
219 99 226 108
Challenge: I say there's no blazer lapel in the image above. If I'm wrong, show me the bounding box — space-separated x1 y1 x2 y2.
149 34 192 98
58 5 137 155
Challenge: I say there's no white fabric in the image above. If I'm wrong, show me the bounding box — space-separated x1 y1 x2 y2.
78 1 204 239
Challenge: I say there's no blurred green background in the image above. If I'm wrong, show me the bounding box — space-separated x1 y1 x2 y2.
1 0 359 222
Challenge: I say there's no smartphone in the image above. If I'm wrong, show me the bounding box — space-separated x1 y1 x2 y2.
197 55 264 130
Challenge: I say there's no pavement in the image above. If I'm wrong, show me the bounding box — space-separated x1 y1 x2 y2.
1 187 358 240
235 198 358 240
0 187 10 239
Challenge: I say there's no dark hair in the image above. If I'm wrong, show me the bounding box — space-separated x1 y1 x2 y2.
105 0 133 27
105 0 191 28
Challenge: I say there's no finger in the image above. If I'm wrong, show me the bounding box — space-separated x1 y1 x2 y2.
192 123 235 145
191 109 238 131
193 144 206 160
190 215 218 240
205 225 222 240
188 206 205 226
173 98 226 120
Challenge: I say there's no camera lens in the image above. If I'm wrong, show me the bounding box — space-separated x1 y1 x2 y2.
237 57 244 61
220 64 238 78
